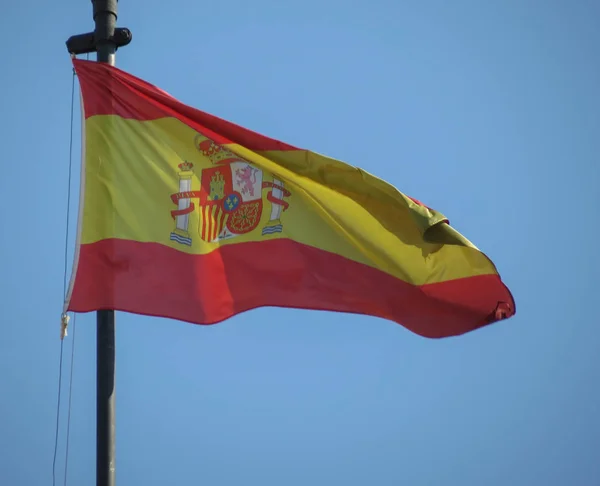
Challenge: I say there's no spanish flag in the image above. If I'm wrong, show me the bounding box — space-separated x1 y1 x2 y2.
65 59 515 338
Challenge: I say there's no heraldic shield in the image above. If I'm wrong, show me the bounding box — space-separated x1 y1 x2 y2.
169 136 291 246
199 162 263 242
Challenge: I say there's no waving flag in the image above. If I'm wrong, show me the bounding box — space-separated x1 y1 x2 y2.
65 59 515 338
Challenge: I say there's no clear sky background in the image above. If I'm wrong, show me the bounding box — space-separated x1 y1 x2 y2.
1 0 599 484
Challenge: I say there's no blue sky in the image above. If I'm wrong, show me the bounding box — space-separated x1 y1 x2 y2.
1 0 599 484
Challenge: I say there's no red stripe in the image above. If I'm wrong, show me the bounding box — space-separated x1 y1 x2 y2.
73 59 296 151
212 207 218 241
68 238 515 339
218 210 226 240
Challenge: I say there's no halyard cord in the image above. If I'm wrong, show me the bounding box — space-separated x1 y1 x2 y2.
62 65 75 304
52 340 65 486
53 59 79 486
62 58 79 486
63 314 77 486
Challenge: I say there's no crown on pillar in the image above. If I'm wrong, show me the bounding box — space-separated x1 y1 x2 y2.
178 161 194 171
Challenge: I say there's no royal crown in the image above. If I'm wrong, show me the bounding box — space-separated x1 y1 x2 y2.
196 138 239 164
178 161 194 172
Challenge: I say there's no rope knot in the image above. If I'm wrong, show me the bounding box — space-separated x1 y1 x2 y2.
60 313 70 340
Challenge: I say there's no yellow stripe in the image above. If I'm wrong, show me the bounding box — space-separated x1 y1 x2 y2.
81 115 497 285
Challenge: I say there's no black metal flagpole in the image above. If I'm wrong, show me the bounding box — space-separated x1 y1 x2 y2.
66 2 131 485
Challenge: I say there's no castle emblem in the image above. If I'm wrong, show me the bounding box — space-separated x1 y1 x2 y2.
169 135 291 246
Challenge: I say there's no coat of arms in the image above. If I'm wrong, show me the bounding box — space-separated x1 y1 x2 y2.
169 135 291 246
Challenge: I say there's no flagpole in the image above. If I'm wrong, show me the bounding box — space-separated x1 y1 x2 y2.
66 2 131 484
93 2 117 485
